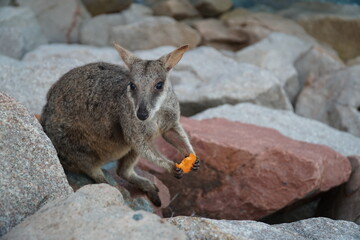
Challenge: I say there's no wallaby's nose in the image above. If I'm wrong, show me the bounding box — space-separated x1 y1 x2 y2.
137 109 149 121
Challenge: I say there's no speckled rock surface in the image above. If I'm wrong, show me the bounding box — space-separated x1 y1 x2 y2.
296 65 360 137
2 184 186 240
168 46 292 115
193 103 360 156
294 45 344 89
16 0 90 43
0 92 73 237
0 6 47 59
235 33 312 102
80 4 153 46
167 216 360 240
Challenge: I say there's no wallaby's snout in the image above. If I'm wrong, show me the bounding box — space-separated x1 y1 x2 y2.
137 105 149 121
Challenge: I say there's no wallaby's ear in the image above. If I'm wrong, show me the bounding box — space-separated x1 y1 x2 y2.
113 42 138 69
160 45 189 71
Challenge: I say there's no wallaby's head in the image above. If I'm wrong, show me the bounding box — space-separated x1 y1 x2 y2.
114 43 188 121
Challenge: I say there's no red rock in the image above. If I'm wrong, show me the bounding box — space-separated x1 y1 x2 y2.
317 156 360 223
141 117 351 220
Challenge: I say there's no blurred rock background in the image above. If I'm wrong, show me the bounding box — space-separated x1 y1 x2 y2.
1 0 360 239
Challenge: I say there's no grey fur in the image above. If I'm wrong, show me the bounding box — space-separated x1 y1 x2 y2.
40 45 198 206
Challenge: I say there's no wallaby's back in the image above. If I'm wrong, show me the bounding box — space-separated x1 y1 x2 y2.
41 62 130 171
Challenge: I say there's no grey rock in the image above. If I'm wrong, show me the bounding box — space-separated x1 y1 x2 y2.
17 0 90 43
190 0 232 17
80 4 153 46
0 44 121 114
0 6 47 59
109 16 201 50
0 92 73 237
296 65 360 137
0 27 24 59
0 0 10 7
295 45 345 89
170 46 292 115
193 103 360 156
167 216 360 240
22 44 120 64
275 218 360 240
2 184 186 240
235 32 312 102
118 4 154 24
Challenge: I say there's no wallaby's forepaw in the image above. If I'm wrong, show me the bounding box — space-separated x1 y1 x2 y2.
146 190 161 207
174 166 183 179
192 157 200 171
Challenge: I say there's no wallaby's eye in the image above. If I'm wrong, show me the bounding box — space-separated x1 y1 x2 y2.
129 82 136 91
155 81 164 90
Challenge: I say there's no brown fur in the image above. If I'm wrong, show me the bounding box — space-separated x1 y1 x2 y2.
40 44 199 206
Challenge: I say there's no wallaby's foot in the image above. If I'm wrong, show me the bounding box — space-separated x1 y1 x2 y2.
129 179 161 207
132 180 161 207
125 174 162 207
141 182 161 207
174 166 183 179
192 157 200 171
146 187 161 207
84 167 109 184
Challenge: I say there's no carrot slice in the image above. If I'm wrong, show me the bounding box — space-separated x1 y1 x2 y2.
175 153 196 173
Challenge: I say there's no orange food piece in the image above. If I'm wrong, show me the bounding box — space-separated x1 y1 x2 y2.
175 153 196 173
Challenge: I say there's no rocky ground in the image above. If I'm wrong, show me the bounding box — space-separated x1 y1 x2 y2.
1 0 360 239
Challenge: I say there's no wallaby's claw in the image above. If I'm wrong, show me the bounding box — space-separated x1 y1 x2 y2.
146 190 161 207
192 157 200 171
174 166 183 179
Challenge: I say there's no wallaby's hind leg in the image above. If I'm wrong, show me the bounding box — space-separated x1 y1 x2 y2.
82 165 109 184
60 150 109 184
117 150 161 207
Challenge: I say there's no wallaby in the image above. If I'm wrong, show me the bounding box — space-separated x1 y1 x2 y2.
40 44 200 207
